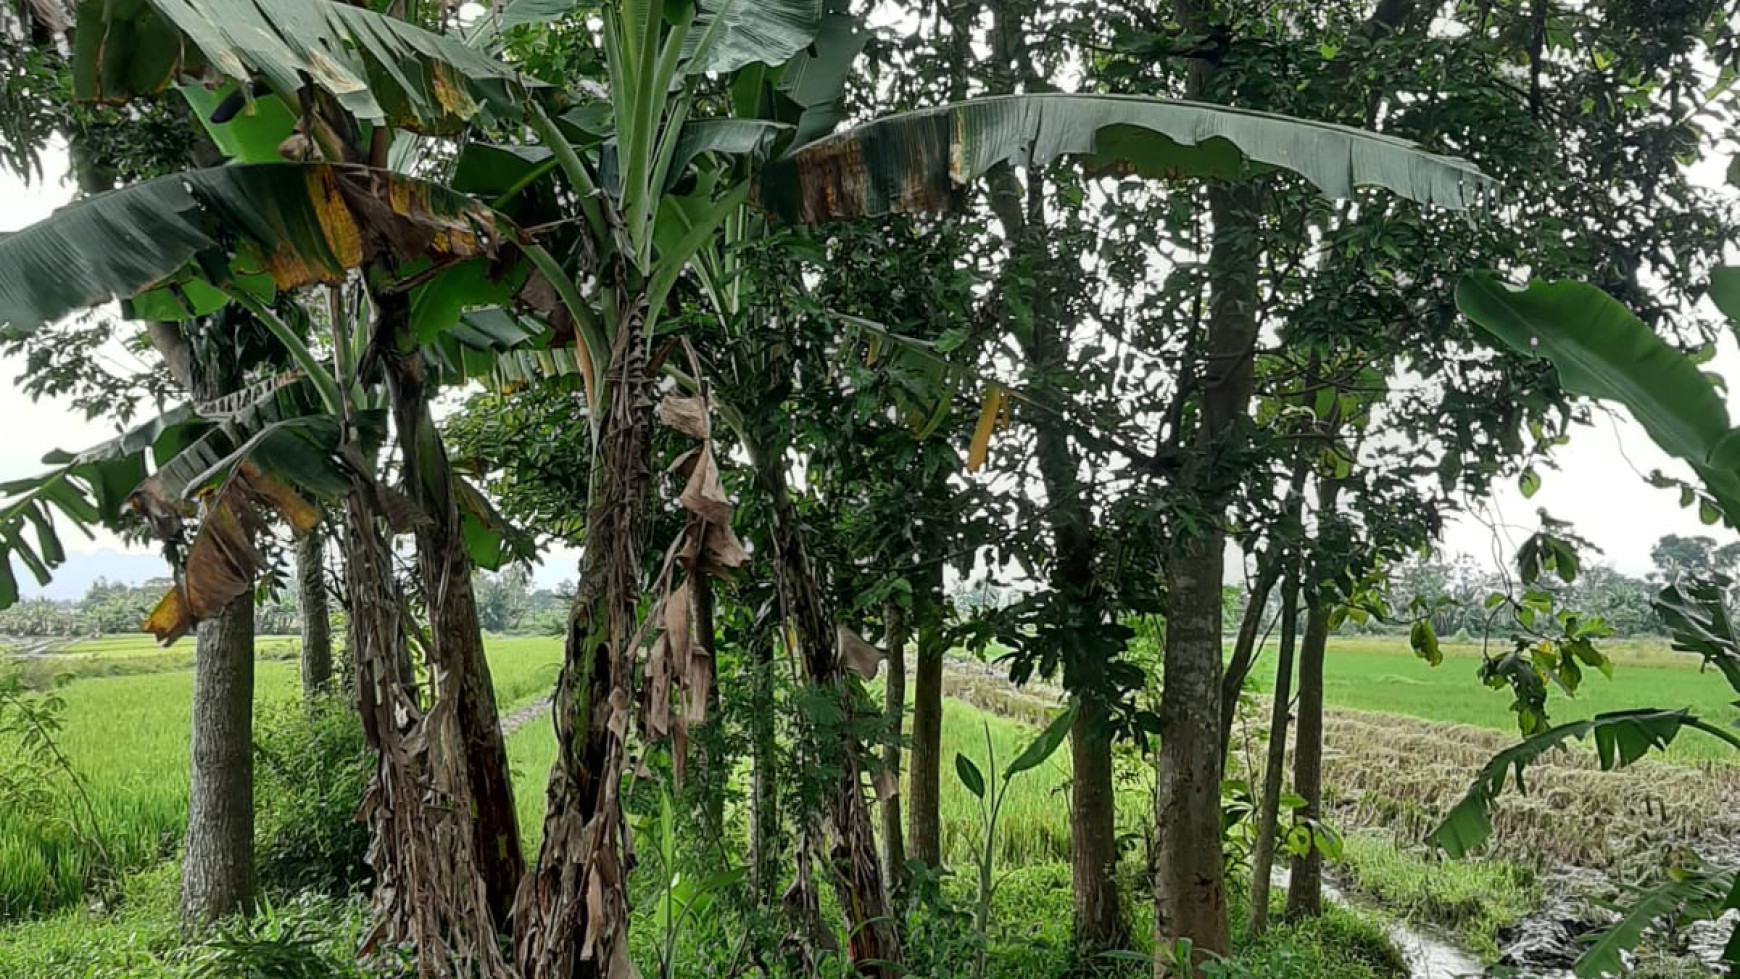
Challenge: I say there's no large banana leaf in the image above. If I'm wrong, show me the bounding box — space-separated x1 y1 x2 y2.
681 0 822 77
758 94 1494 223
1456 273 1740 525
0 163 495 334
73 0 535 133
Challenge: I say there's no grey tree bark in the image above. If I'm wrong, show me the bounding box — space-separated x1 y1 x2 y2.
179 596 255 924
1284 598 1331 920
296 531 333 700
1152 177 1263 970
908 610 945 868
747 616 782 907
881 600 909 899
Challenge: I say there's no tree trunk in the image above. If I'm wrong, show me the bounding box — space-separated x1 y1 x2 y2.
379 292 522 928
1218 557 1282 757
296 531 333 701
179 595 255 924
881 599 909 900
1070 688 1124 950
1153 528 1233 964
688 559 725 840
1247 580 1299 938
748 615 781 907
1285 594 1331 921
908 609 944 868
514 320 654 979
754 439 900 974
1153 174 1262 970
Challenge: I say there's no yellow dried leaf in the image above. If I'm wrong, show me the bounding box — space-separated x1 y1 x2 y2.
967 385 1004 473
270 167 362 289
241 464 321 535
143 586 192 645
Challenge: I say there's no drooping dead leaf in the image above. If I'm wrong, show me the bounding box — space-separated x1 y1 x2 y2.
664 580 691 676
838 624 885 679
646 633 673 739
143 462 321 643
678 446 733 528
702 522 748 572
657 394 710 440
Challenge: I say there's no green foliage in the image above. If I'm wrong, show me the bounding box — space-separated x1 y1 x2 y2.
252 695 370 896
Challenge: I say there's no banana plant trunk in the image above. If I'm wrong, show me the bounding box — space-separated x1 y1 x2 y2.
753 439 900 974
514 318 654 979
378 291 523 927
747 613 782 908
344 478 510 977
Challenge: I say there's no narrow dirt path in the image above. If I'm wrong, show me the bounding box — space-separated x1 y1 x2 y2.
500 695 553 737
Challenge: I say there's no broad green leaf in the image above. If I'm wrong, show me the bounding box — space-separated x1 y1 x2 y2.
74 0 536 133
1710 266 1740 328
1003 701 1078 779
761 94 1493 224
1457 274 1740 525
0 164 496 335
1575 867 1735 978
179 84 298 163
681 0 823 77
954 752 985 799
501 0 575 29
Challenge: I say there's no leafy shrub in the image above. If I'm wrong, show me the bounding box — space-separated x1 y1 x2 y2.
253 694 370 896
171 893 383 979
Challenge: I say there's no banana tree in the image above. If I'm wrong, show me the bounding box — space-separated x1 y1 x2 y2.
4 0 1495 974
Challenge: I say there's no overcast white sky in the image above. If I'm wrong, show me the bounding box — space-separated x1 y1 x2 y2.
4 144 1737 600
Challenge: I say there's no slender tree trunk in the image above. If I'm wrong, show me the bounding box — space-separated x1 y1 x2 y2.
296 531 333 700
1154 174 1262 971
514 320 654 979
179 596 255 924
881 600 909 900
1285 594 1332 920
748 616 781 907
379 292 522 927
754 439 900 974
908 608 944 868
1218 557 1282 756
1247 580 1299 938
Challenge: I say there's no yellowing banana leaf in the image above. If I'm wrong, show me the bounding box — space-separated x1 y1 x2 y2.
759 94 1494 224
0 163 496 335
73 0 536 133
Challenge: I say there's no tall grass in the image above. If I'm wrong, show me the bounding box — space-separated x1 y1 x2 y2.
0 636 566 920
0 662 300 917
